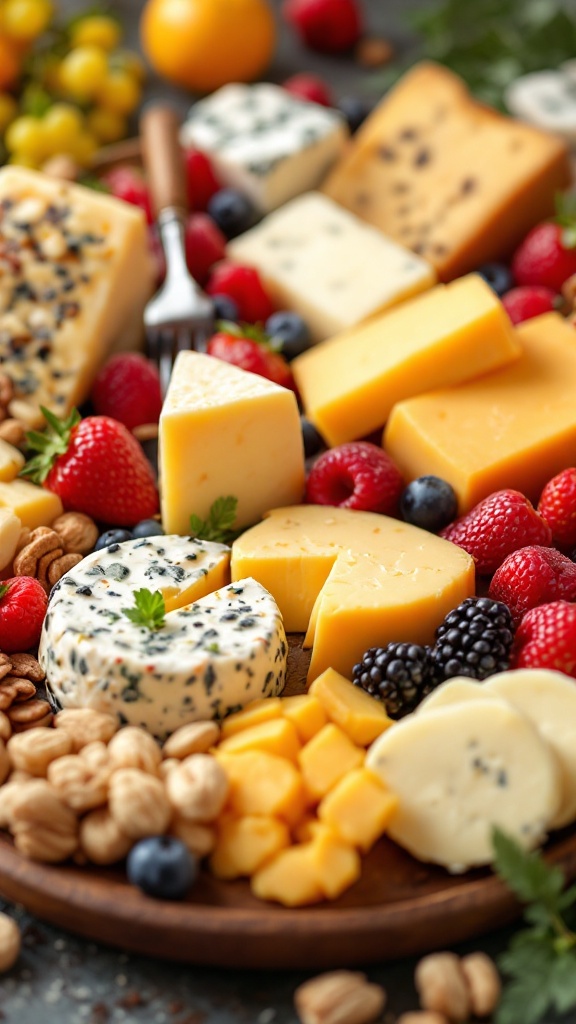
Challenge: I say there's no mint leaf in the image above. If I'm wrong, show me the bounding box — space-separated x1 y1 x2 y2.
122 589 165 630
189 496 239 545
492 827 565 908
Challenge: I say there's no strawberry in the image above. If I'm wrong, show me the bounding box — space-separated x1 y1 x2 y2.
91 354 163 431
502 285 557 325
184 213 227 286
206 262 276 323
511 601 576 678
22 409 159 527
306 441 404 515
538 467 576 549
282 73 334 106
207 323 295 391
512 195 576 292
104 166 153 224
283 0 363 53
489 545 576 625
0 577 47 652
183 148 222 211
440 489 552 575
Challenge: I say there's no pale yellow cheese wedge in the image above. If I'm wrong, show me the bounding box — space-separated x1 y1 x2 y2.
0 479 62 529
0 440 24 482
0 508 22 570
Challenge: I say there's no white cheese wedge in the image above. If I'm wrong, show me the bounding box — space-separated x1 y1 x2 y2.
366 701 561 871
40 535 288 737
229 193 436 342
505 71 576 145
180 83 348 212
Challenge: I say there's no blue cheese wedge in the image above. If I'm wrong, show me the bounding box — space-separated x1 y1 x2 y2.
39 536 288 737
505 70 576 145
180 83 348 212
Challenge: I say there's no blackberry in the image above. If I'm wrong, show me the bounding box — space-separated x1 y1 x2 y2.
353 642 437 718
432 596 514 681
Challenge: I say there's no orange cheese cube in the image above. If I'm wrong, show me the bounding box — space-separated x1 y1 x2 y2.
298 724 363 801
217 718 300 762
210 815 290 879
318 768 399 852
216 750 306 825
385 313 576 512
220 698 283 739
309 668 392 745
310 824 362 899
251 843 324 907
281 695 327 743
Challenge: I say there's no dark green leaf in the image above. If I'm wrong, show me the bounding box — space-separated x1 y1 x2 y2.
122 589 165 630
21 407 81 484
189 496 239 545
492 827 565 908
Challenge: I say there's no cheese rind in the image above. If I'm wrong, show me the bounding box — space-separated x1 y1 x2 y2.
292 274 521 447
229 193 435 342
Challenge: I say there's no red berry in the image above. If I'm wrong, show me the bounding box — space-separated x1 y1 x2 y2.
184 213 227 286
489 545 576 625
0 576 47 653
183 148 222 212
91 354 163 431
305 441 404 515
440 489 552 575
512 221 576 292
206 262 276 323
502 285 557 325
282 73 334 106
283 0 362 52
538 467 576 549
104 166 153 224
207 331 295 390
511 601 576 677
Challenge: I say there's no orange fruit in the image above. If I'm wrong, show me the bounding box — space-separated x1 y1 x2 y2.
140 0 276 94
0 35 20 89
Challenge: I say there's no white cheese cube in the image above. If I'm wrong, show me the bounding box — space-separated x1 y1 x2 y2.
230 193 436 341
505 70 576 145
180 84 348 212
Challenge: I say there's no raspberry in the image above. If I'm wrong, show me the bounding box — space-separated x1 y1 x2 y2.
104 166 152 224
440 489 552 575
489 546 576 625
305 441 404 515
206 262 276 323
282 73 334 106
502 285 557 325
183 148 221 212
207 329 295 391
538 467 576 549
512 220 576 292
0 577 47 653
283 0 363 52
184 213 227 286
91 354 162 430
512 601 576 678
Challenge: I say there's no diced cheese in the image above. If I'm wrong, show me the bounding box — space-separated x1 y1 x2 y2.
251 843 324 906
0 478 62 528
292 274 520 447
210 814 290 880
0 168 154 427
0 508 21 570
281 695 327 743
366 701 561 871
216 750 306 824
180 83 348 212
160 351 305 535
323 62 570 281
218 718 300 762
0 440 24 482
298 723 364 801
505 71 576 145
229 193 435 342
220 697 283 739
309 668 391 746
385 313 576 512
39 536 289 737
318 768 398 852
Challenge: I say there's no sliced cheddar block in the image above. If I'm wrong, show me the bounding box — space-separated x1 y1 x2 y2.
210 814 290 880
0 479 62 529
160 351 305 534
281 695 327 743
292 274 520 447
318 768 399 852
217 718 301 762
298 724 363 801
220 698 283 739
323 62 570 281
309 668 391 745
385 313 576 512
0 441 24 482
216 750 306 825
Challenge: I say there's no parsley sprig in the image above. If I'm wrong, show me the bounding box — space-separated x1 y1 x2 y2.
189 496 240 545
493 827 576 1024
122 588 166 631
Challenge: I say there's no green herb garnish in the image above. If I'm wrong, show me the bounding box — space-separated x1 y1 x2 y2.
122 588 166 631
190 496 239 545
20 406 81 484
555 193 576 251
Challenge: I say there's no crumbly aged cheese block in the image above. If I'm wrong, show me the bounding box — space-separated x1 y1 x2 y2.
385 313 576 512
229 193 435 342
292 274 520 446
180 83 348 212
40 536 287 736
160 351 305 535
323 62 571 281
0 168 154 427
505 71 576 145
0 478 62 528
232 505 474 682
366 701 561 871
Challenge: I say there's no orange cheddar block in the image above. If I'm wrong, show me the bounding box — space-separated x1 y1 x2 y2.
298 724 364 801
220 698 283 739
309 668 392 745
281 695 327 743
292 274 520 447
251 843 324 907
217 750 307 825
217 718 300 762
385 313 576 512
323 62 570 282
318 768 399 852
210 815 290 879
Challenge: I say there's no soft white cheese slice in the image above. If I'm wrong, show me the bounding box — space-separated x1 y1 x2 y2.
505 70 576 144
416 678 493 714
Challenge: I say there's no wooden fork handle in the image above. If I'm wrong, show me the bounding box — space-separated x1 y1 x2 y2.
140 104 188 218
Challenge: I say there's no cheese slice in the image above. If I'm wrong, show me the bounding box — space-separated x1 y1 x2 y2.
0 167 154 427
292 274 520 446
323 62 570 281
229 192 435 342
160 351 305 535
0 478 62 528
417 678 492 715
366 701 561 870
231 505 474 683
385 313 576 512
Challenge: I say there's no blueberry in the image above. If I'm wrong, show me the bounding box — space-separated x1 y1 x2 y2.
132 519 165 539
207 188 257 239
338 96 374 134
127 837 197 901
301 417 325 459
212 293 239 322
95 529 133 551
400 476 458 532
477 262 514 298
265 311 312 361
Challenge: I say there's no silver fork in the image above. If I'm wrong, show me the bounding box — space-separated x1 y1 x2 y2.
141 105 214 396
